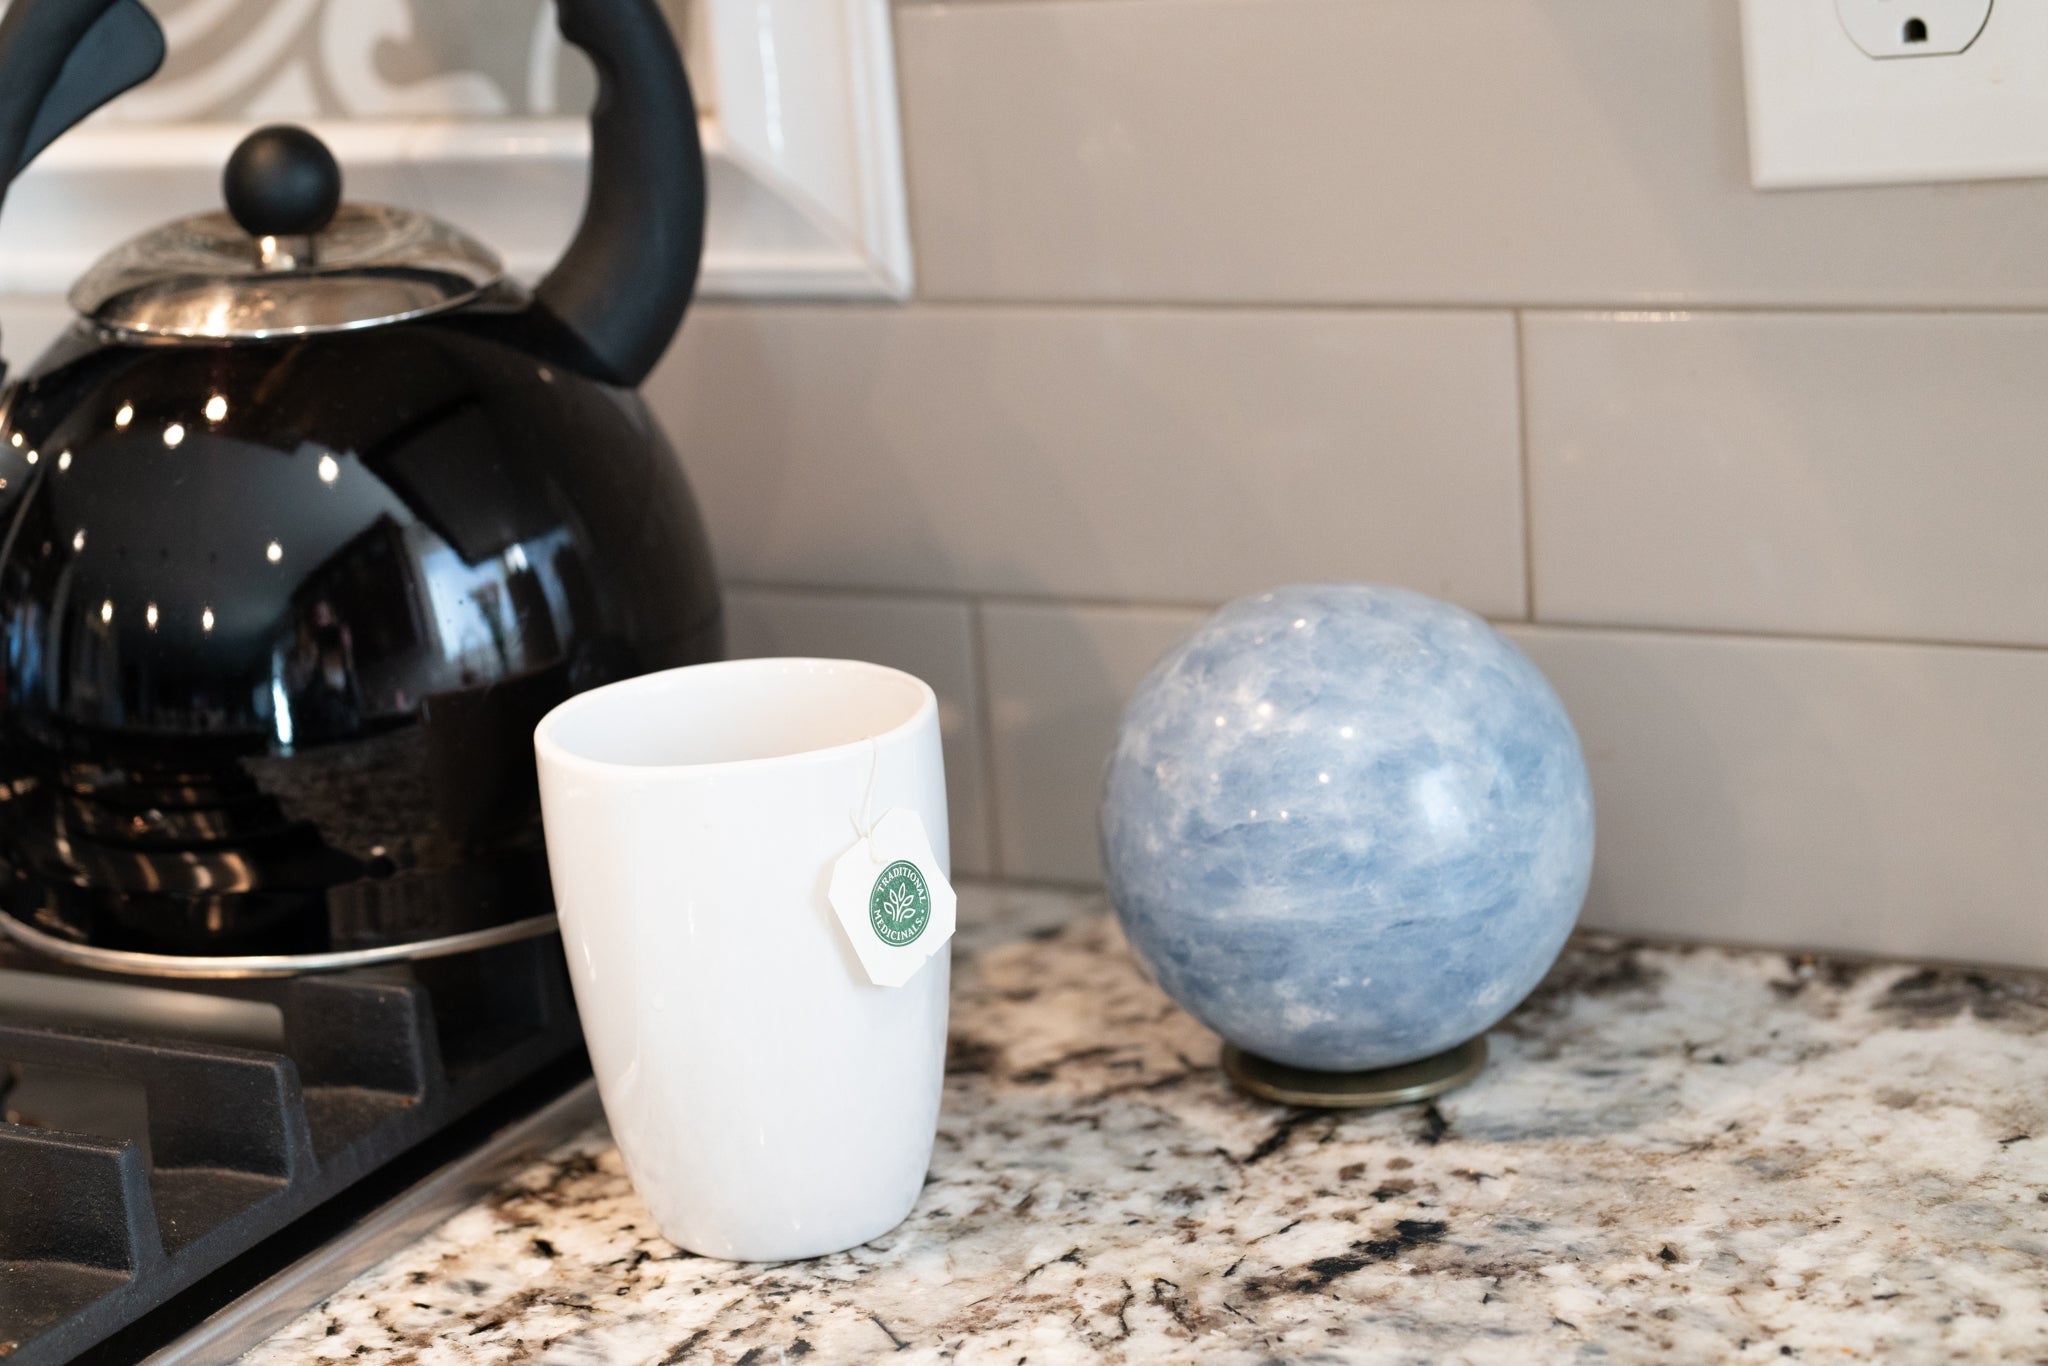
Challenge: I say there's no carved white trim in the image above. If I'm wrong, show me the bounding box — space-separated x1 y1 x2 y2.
0 0 912 301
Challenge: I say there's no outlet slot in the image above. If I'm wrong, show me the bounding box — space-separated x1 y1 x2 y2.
1835 0 1991 57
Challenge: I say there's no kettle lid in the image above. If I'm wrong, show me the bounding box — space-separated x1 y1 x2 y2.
70 124 503 342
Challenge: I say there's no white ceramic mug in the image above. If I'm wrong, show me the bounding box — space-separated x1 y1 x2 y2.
532 658 951 1261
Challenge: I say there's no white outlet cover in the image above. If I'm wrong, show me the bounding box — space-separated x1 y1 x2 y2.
1742 0 2048 188
1835 0 1990 58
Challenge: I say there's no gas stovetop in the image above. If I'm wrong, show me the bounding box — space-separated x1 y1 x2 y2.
0 936 588 1365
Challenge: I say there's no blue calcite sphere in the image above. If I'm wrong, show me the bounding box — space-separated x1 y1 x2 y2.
1100 585 1593 1072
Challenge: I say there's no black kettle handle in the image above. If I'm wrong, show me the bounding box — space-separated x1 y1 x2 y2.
0 1 164 181
535 0 706 387
0 0 705 388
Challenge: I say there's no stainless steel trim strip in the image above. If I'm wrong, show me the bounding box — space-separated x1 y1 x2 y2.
139 1079 605 1366
0 909 560 979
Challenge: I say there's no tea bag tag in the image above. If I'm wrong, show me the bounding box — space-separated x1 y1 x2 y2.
829 807 956 987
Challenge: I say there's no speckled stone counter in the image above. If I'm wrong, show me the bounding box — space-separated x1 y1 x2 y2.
239 887 2048 1365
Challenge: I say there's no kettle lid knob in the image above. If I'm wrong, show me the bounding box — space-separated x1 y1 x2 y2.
223 124 340 239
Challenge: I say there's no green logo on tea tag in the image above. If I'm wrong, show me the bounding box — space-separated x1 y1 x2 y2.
868 860 932 947
828 807 955 988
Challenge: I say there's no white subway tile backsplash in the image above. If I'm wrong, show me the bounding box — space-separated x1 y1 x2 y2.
654 304 1524 615
973 599 2048 967
8 0 2033 967
895 0 2048 307
677 0 2048 966
1510 625 2048 968
1526 312 2048 647
980 599 1209 883
722 587 995 876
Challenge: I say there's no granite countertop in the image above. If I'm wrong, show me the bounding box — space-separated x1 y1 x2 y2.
239 886 2048 1365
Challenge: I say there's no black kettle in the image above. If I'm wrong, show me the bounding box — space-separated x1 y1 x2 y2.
0 1 722 972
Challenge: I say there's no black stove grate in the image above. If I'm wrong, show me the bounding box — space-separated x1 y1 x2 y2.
0 936 584 1365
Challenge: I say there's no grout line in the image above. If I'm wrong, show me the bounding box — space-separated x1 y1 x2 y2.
701 298 1522 316
19 292 2048 322
894 0 1155 9
725 580 984 606
966 595 1010 880
955 872 1107 897
728 580 2048 658
1512 309 1536 624
695 296 2048 320
1504 617 2048 657
727 580 1222 617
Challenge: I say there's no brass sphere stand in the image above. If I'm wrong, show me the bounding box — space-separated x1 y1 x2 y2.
1222 1035 1487 1109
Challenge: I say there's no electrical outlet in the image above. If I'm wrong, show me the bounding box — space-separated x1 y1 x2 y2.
1835 0 1990 58
1742 0 2048 187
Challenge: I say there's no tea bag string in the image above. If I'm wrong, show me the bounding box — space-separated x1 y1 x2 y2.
851 735 882 864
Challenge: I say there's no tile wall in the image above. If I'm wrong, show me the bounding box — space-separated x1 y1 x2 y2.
8 0 2047 966
668 0 2048 969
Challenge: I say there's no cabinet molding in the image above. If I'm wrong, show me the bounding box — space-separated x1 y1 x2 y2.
0 0 912 302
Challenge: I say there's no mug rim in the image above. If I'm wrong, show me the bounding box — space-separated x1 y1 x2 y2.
533 657 938 780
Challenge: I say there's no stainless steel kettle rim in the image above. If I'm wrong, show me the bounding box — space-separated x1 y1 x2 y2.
0 0 706 386
0 907 561 979
70 203 504 341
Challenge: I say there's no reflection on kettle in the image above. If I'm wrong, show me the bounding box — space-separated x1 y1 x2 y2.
0 0 722 966
276 600 364 746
